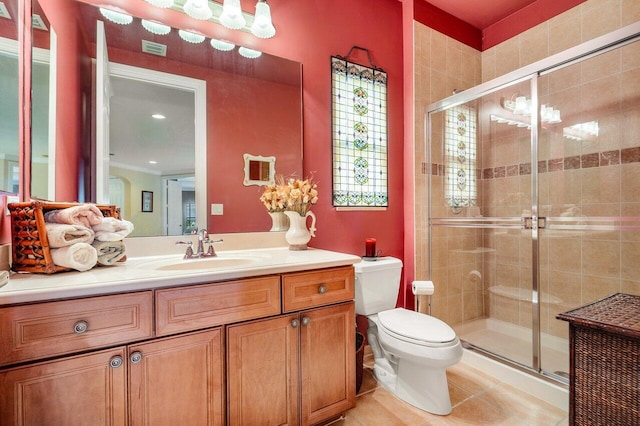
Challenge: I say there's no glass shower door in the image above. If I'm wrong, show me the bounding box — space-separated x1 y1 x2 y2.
428 78 537 370
537 37 640 378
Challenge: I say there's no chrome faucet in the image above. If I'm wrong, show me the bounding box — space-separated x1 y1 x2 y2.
176 229 223 259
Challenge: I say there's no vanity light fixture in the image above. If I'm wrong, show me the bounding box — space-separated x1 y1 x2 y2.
220 0 246 30
183 0 213 20
99 7 133 25
210 38 235 51
144 0 174 8
502 95 562 124
152 114 166 119
250 0 275 39
141 19 171 35
179 29 206 43
238 46 261 58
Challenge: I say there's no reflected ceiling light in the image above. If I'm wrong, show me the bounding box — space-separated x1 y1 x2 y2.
183 0 212 20
210 38 235 51
144 0 174 8
99 8 133 25
149 160 158 164
179 29 206 43
152 114 166 119
220 0 246 30
541 104 562 124
251 0 275 39
141 19 171 35
238 46 262 58
502 95 562 124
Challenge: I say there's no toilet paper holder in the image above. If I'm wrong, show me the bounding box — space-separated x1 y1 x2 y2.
412 280 434 315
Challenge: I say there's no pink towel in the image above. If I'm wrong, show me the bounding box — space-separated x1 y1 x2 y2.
44 205 104 228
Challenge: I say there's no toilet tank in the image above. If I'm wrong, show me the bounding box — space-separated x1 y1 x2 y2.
354 257 403 316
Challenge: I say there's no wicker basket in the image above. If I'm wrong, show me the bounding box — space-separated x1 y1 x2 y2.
8 201 123 274
557 293 640 426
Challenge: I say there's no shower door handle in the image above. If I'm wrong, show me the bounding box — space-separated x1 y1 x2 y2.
523 216 546 230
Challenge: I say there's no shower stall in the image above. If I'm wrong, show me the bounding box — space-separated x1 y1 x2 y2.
425 23 640 382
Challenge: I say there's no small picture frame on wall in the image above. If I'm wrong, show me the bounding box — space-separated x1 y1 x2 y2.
142 191 153 213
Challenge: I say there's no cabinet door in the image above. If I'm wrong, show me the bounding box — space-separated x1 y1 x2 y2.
0 347 127 426
227 314 299 426
128 329 224 426
300 302 356 426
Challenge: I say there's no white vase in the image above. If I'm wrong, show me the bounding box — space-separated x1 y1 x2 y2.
268 211 289 232
284 210 316 250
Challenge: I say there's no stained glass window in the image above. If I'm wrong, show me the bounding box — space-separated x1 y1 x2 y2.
445 106 477 208
331 56 388 207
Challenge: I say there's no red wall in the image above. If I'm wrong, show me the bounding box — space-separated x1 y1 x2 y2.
39 0 91 201
257 0 405 261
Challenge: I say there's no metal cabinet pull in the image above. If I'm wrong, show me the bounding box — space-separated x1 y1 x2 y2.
318 284 327 294
109 356 123 369
301 317 311 326
291 319 300 328
73 320 88 334
129 351 143 364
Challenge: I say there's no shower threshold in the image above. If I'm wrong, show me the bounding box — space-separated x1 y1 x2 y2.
454 317 569 380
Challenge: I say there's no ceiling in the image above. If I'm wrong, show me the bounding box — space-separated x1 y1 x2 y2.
425 0 537 30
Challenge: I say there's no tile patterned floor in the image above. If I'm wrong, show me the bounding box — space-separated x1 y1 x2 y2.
337 347 568 426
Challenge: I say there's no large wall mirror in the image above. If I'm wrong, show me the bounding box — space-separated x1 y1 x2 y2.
0 0 20 195
29 0 303 236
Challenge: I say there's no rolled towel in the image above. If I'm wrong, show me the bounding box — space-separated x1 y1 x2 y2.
92 217 135 242
92 240 126 266
46 223 95 248
44 204 104 228
50 243 98 272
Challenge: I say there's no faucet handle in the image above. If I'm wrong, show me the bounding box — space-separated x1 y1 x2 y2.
176 241 194 259
204 239 223 257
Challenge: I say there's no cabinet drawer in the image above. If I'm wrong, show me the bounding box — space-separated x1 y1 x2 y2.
0 291 153 366
156 275 281 336
282 266 354 313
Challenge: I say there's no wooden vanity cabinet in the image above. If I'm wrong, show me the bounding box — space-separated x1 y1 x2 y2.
0 265 355 426
0 328 225 426
227 267 356 426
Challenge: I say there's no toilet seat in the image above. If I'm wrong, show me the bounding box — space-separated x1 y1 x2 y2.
377 308 457 347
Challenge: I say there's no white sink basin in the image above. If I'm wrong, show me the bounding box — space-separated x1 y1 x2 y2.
139 253 264 272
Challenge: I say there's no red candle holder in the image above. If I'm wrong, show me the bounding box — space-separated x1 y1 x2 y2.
365 238 376 257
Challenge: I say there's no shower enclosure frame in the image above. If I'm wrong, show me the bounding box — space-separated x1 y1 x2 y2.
425 21 640 382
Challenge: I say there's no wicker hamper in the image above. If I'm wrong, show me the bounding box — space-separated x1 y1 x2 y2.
8 201 122 274
557 293 640 426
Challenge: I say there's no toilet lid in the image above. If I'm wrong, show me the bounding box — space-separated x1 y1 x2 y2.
377 308 456 344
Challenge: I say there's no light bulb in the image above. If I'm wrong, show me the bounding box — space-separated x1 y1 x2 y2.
210 38 235 51
220 0 246 30
99 8 133 25
144 0 174 8
250 0 275 39
179 30 206 44
183 0 212 20
141 20 171 35
238 46 262 59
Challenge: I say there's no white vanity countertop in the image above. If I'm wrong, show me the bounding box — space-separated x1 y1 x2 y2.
0 247 362 306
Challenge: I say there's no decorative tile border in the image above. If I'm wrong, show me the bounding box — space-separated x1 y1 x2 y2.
427 147 640 178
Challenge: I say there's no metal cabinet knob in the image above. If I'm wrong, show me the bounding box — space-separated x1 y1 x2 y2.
129 351 143 364
291 319 300 328
73 320 88 334
318 284 327 294
301 317 311 326
109 356 123 369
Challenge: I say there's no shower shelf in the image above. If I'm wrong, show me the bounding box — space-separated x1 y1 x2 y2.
451 247 495 254
488 285 562 305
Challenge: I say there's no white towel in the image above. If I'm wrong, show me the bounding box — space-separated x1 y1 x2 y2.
44 204 104 228
46 223 95 248
92 240 126 266
50 243 98 272
92 217 135 242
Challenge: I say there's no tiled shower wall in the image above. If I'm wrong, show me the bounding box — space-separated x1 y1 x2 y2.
415 0 640 333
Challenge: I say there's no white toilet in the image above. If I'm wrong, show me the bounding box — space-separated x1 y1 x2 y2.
354 257 463 415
